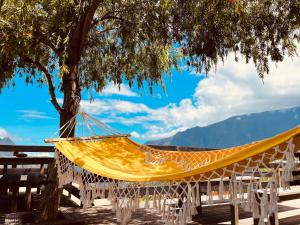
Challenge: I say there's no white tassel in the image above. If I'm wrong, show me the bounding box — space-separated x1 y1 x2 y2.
116 205 121 222
219 178 224 200
153 191 157 208
244 184 251 211
175 210 180 225
111 197 116 212
269 182 276 213
178 209 183 225
281 139 296 190
286 139 296 171
229 179 233 203
238 181 244 205
145 188 150 208
171 206 176 225
134 188 140 210
206 180 213 205
100 189 105 199
167 204 171 222
250 185 259 219
191 186 196 209
158 194 162 213
259 190 268 225
162 199 166 219
182 207 187 225
253 194 260 219
108 187 112 201
195 182 201 206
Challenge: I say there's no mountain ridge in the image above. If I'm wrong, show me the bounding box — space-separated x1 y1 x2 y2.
146 106 300 149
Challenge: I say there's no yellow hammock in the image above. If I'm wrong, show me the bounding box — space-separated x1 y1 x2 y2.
53 125 300 182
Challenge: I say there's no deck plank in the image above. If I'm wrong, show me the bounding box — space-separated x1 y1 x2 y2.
58 197 300 225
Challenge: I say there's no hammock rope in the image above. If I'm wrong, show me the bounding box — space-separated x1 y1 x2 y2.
47 111 300 225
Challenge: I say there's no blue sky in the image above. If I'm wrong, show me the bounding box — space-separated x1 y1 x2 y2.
0 66 202 145
1 53 300 145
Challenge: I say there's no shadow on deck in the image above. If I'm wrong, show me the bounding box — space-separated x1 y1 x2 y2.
192 204 298 225
59 201 300 225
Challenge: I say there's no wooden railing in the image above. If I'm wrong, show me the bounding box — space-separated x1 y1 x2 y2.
0 145 54 153
0 145 57 222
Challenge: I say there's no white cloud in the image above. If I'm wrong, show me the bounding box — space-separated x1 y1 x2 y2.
0 128 9 138
80 99 151 115
101 84 138 97
17 110 55 120
130 131 140 138
78 53 300 141
191 54 300 125
140 126 185 140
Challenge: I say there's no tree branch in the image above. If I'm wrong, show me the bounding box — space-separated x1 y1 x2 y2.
22 55 62 113
37 63 62 113
67 0 102 64
40 36 61 56
34 28 62 57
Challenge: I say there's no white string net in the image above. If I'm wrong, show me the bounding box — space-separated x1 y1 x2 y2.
55 137 297 225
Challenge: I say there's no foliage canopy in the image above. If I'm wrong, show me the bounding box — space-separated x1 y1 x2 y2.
0 0 299 128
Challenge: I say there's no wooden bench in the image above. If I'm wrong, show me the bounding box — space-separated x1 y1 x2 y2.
0 156 54 212
0 144 60 222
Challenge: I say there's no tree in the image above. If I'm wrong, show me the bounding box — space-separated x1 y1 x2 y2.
0 0 299 137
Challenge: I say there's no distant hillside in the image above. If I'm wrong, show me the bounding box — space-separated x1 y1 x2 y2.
0 137 14 145
0 137 14 156
146 106 300 149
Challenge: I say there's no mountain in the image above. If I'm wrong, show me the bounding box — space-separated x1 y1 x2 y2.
0 137 15 156
0 137 14 145
146 106 300 149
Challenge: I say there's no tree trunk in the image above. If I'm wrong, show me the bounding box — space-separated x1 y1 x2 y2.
36 65 81 223
60 65 81 138
37 1 97 219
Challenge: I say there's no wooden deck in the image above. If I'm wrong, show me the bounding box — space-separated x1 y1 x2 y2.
58 197 300 225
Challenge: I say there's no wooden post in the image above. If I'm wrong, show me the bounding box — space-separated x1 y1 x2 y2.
230 175 239 225
230 204 239 225
36 164 45 194
269 213 276 225
11 186 19 212
230 204 235 225
12 151 18 169
3 164 7 174
0 186 7 196
36 159 62 222
0 174 7 196
39 164 45 174
25 187 32 211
